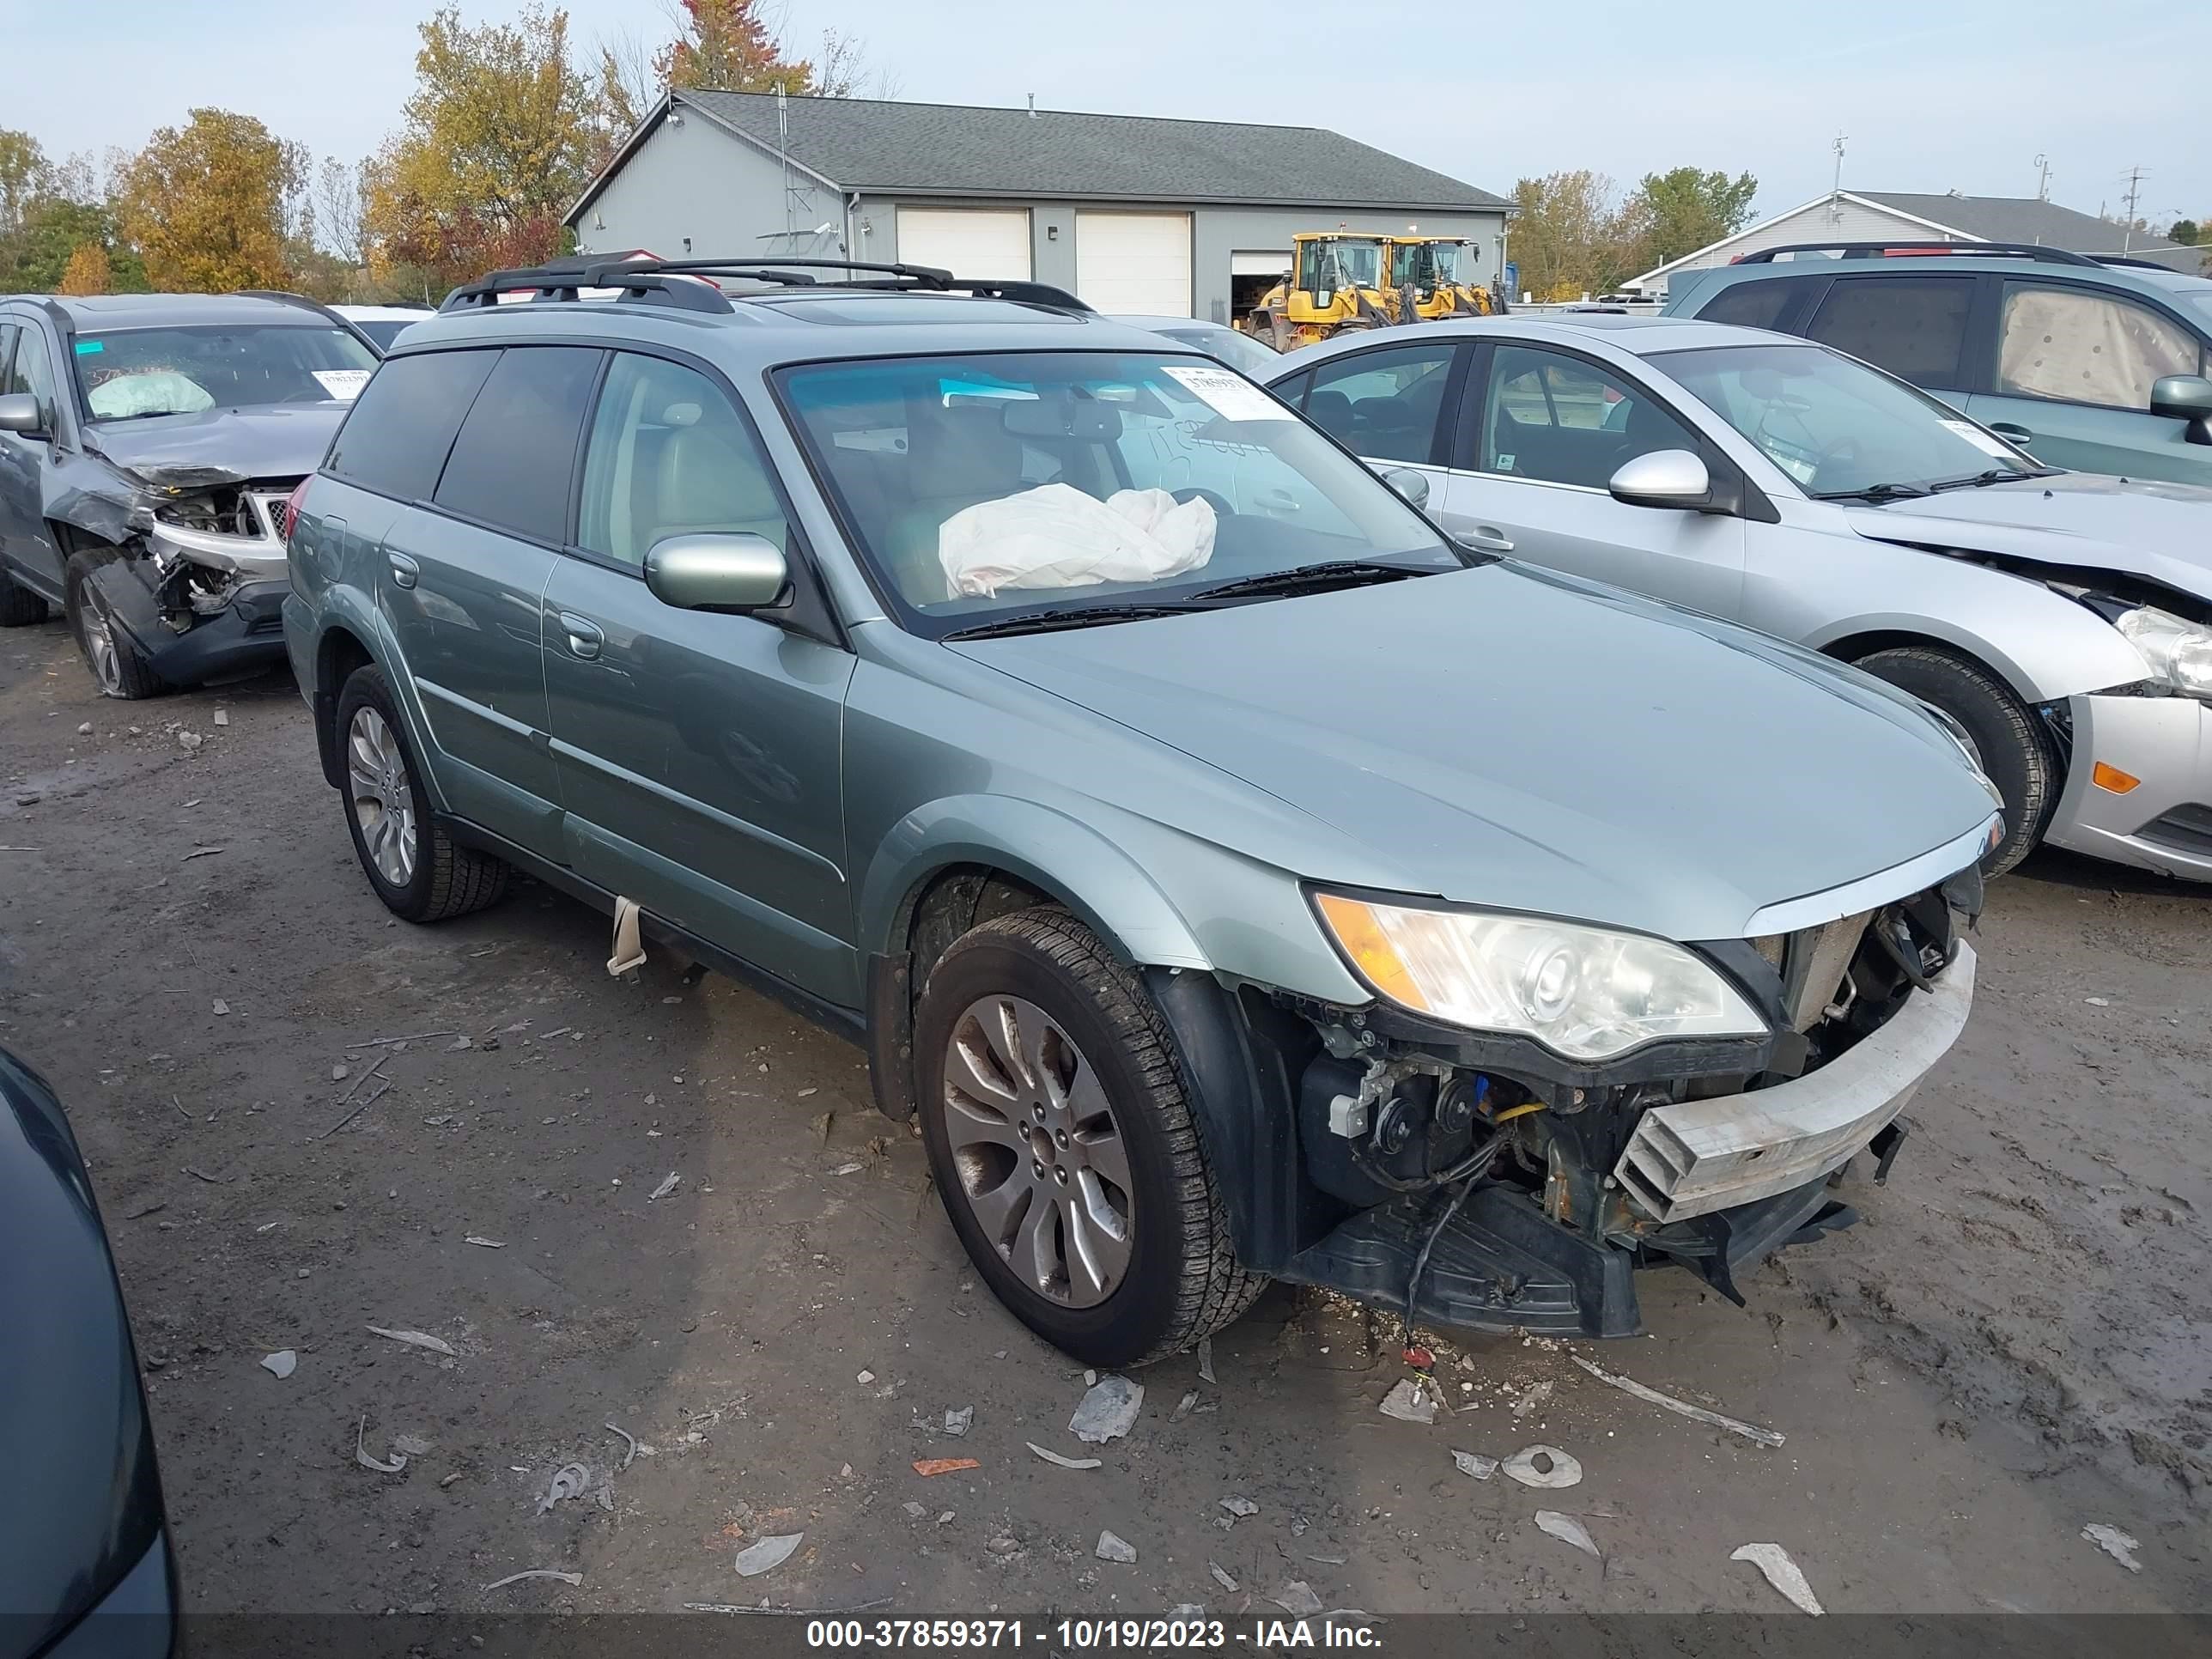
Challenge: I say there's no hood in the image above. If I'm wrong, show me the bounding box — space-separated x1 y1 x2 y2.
951 563 1997 943
1848 471 2212 606
0 1048 166 1659
83 402 349 486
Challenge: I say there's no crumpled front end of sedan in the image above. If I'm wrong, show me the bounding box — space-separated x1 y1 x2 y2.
1152 844 1990 1339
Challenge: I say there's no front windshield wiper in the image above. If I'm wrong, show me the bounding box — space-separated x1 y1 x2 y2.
1187 560 1439 603
1927 467 2060 492
1814 482 1933 503
940 603 1204 641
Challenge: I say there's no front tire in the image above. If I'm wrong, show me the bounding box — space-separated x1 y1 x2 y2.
333 663 510 922
1855 645 2054 877
64 552 166 698
913 908 1264 1367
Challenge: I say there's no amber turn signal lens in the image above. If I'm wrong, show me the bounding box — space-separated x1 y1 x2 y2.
2091 762 2141 794
1313 893 1430 1012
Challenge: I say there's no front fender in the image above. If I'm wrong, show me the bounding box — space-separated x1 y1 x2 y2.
300 584 456 816
1802 595 2149 702
859 794 1213 971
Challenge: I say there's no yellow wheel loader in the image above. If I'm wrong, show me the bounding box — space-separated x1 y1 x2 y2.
1243 232 1506 348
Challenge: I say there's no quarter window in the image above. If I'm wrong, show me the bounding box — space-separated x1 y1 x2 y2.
1696 278 1796 331
327 350 498 502
577 354 788 568
1479 345 1698 489
1303 343 1456 463
1996 284 2203 410
433 346 602 544
1803 276 1975 388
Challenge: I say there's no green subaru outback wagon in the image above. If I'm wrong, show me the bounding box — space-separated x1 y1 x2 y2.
283 258 1998 1367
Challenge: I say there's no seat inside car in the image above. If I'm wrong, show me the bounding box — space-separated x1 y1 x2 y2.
641 400 788 553
881 404 1028 602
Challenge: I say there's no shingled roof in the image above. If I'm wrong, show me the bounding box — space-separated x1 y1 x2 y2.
570 90 1508 222
1857 191 2190 259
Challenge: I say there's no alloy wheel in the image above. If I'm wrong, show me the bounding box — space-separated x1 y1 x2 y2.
347 705 417 886
80 586 123 696
938 994 1133 1308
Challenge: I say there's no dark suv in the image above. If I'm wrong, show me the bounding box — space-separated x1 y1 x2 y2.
1664 242 2212 487
0 291 379 696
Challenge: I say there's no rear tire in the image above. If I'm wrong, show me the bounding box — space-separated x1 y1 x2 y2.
913 907 1264 1367
64 551 166 699
0 573 46 627
334 663 510 922
1854 645 2053 877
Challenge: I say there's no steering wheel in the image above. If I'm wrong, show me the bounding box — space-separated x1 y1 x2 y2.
1172 487 1236 518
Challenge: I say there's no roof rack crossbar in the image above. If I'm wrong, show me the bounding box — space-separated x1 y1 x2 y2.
434 254 1093 316
620 256 958 288
437 266 737 315
1735 240 2102 268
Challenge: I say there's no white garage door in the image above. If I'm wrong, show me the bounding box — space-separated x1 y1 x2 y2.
895 208 1032 280
1077 212 1194 316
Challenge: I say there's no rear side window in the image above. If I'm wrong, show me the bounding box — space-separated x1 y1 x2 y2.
327 350 497 501
1697 278 1796 331
433 346 602 544
1996 283 2203 409
1804 276 1974 388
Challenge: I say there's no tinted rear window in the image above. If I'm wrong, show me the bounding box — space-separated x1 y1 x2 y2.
1696 278 1796 331
327 349 497 501
432 346 602 544
1804 275 1975 388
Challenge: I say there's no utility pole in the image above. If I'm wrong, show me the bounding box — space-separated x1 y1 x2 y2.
2121 165 2148 253
2033 153 2052 202
1828 132 1847 223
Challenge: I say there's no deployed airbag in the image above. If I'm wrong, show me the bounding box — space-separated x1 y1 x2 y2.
939 483 1216 598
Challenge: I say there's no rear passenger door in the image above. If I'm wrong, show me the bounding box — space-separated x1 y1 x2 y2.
1431 342 1747 617
1965 281 2212 484
1799 274 1978 396
349 346 599 861
542 349 860 1006
1292 340 1466 495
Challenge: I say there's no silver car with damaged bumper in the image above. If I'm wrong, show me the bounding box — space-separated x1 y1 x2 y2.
284 264 1998 1365
1267 314 2212 881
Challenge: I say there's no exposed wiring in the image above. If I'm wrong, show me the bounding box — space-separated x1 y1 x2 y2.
1406 1176 1479 1318
1492 1100 1547 1125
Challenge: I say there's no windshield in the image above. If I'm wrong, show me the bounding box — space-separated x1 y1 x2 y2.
1391 240 1467 289
72 325 377 421
779 350 1458 635
348 318 417 350
1297 240 1382 294
1649 342 2041 497
1155 325 1279 377
2182 289 2212 328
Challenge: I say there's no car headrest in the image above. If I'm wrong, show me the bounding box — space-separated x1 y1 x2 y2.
908 404 1025 498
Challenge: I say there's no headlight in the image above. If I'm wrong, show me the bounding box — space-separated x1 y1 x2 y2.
2116 605 2212 699
1313 894 1769 1060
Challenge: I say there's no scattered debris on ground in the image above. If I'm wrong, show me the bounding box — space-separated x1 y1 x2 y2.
1730 1543 1824 1613
912 1458 978 1477
536 1463 590 1515
1209 1562 1238 1592
1025 1443 1101 1471
944 1406 974 1437
604 1423 638 1470
1534 1510 1601 1559
259 1351 295 1380
648 1171 680 1201
1197 1337 1216 1384
1095 1531 1138 1564
1069 1376 1143 1443
734 1534 805 1577
483 1569 582 1592
1571 1355 1786 1448
2081 1524 2142 1574
1451 1450 1498 1480
1501 1445 1582 1489
1219 1497 1257 1518
354 1416 407 1474
366 1325 456 1358
1378 1377 1437 1425
1271 1582 1323 1617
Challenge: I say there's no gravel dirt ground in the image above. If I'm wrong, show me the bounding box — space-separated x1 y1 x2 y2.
3 617 2207 1621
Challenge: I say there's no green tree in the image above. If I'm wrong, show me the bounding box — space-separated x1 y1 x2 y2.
117 109 307 290
0 197 147 294
1630 167 1759 272
0 128 49 235
1508 171 1644 301
659 0 811 94
367 4 609 291
2168 219 2200 246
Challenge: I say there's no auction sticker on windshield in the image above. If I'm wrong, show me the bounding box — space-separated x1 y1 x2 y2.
1162 365 1291 422
1940 418 2017 459
313 369 371 401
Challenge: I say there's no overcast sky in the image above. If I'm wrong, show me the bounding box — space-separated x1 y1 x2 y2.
2 0 2203 229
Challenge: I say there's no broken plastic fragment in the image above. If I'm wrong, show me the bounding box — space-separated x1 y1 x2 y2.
734 1533 804 1577
1219 1497 1258 1517
537 1462 590 1515
912 1457 978 1477
648 1171 680 1201
482 1568 581 1592
606 896 646 977
1209 1562 1239 1593
605 1422 638 1471
1025 1442 1102 1470
2081 1523 2142 1573
1534 1510 1600 1558
367 1325 456 1357
1377 1377 1436 1425
1271 1582 1323 1618
944 1406 974 1437
1095 1530 1138 1564
1196 1335 1216 1384
1501 1445 1583 1489
1450 1449 1498 1480
354 1415 406 1474
1730 1542 1824 1613
1069 1376 1144 1443
1571 1355 1785 1447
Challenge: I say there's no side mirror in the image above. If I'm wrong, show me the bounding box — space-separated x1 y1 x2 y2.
1609 448 1713 510
1381 466 1431 508
644 532 788 613
2149 374 2212 421
0 392 43 435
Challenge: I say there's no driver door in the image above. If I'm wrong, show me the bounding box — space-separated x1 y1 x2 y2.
1430 343 1748 619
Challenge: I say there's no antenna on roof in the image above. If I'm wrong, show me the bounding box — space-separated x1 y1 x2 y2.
2033 152 2053 201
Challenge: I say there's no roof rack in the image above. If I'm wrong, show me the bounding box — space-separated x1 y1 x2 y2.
235 288 385 346
2093 254 2186 271
1735 241 2103 268
438 256 1094 316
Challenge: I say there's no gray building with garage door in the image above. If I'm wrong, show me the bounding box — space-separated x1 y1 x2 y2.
565 90 1510 325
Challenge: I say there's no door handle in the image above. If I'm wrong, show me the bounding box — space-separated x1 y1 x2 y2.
558 611 604 661
1460 528 1515 554
386 551 419 589
1988 422 2034 441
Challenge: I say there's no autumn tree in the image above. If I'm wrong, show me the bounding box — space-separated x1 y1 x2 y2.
116 109 306 290
1630 167 1759 272
367 4 610 292
57 241 109 295
1508 171 1645 301
659 0 811 93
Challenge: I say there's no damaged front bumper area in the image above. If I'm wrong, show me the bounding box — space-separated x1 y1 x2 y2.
109 481 299 682
1191 870 1982 1340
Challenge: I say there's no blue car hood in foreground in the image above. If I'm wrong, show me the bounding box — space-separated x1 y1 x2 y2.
0 1049 166 1659
957 562 1996 942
